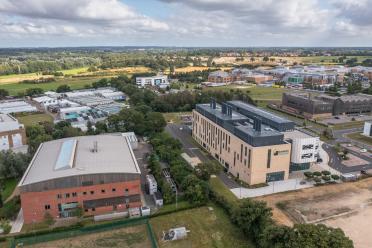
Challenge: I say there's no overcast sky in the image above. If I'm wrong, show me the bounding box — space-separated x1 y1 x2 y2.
0 0 371 47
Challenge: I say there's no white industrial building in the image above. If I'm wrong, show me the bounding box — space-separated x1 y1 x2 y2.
0 100 37 114
146 174 158 195
363 122 372 137
0 114 27 151
136 75 169 89
284 130 320 172
32 96 79 109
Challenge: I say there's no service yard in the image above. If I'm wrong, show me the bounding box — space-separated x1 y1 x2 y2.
27 225 151 248
256 178 372 248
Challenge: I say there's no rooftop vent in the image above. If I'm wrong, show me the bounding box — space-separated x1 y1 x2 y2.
253 116 262 132
221 103 227 114
90 141 98 153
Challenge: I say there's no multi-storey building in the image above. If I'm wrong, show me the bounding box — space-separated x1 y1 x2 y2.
208 71 233 84
18 134 142 224
192 100 292 185
136 75 169 89
0 114 27 151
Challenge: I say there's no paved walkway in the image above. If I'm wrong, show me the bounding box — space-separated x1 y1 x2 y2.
314 141 341 175
231 178 313 198
10 209 23 234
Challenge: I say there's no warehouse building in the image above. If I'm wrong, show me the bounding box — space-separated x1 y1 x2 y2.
0 100 37 114
193 100 292 185
136 75 169 89
0 114 27 151
282 92 372 118
18 134 142 224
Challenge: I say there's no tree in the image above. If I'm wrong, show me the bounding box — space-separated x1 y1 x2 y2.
43 212 54 226
25 88 44 96
250 57 255 63
231 199 273 242
145 112 166 135
263 56 270 62
196 162 221 181
56 84 72 93
0 89 9 99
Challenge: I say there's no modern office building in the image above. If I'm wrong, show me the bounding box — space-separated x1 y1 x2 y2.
18 134 142 224
283 130 320 172
282 92 372 119
136 75 169 89
0 114 27 151
192 100 292 185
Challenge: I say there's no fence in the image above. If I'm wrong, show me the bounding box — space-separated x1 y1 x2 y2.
10 216 158 248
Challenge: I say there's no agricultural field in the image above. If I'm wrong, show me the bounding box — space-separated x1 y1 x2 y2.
1 77 105 95
27 224 151 248
16 113 54 127
256 177 372 248
150 205 254 248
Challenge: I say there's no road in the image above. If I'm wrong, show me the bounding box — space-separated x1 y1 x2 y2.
165 123 240 189
322 143 372 173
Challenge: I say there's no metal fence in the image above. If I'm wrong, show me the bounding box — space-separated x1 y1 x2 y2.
10 216 158 248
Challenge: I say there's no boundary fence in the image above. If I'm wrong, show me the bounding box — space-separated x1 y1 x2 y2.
9 216 157 248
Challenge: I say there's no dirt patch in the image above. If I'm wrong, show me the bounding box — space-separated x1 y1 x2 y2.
256 178 372 248
27 225 151 248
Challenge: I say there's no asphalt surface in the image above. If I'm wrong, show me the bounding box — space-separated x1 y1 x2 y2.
165 123 240 189
322 143 372 173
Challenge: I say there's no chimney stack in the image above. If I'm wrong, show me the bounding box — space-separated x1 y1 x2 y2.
221 103 227 114
253 116 262 132
227 106 232 117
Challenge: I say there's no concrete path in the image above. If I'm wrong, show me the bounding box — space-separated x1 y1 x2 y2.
231 178 313 198
10 208 24 234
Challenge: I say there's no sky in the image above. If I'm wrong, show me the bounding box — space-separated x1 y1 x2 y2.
0 0 371 47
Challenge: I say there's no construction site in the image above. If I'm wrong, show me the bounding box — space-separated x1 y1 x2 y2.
256 177 372 248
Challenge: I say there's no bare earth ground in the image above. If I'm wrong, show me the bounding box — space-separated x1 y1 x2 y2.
27 225 151 248
255 178 372 248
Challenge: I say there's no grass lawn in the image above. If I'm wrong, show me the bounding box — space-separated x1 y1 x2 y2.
1 178 18 202
163 112 192 124
331 121 365 130
209 177 238 204
58 67 88 75
346 132 372 146
1 76 106 95
16 113 54 127
150 204 255 248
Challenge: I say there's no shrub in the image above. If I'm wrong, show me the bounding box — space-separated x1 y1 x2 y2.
321 170 331 176
322 176 331 181
304 171 313 178
44 212 54 226
313 171 322 177
313 177 322 183
331 174 340 180
0 219 11 234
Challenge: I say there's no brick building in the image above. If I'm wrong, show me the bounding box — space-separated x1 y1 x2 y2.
208 71 233 84
0 113 27 151
18 134 142 224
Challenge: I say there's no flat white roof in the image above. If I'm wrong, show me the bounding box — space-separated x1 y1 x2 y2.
19 134 141 186
283 130 318 140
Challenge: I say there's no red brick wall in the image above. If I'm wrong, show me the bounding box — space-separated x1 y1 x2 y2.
21 179 141 224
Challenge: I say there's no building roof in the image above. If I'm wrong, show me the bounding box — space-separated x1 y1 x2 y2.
227 101 292 124
209 71 230 77
0 113 23 132
283 130 318 140
0 100 37 114
19 134 141 186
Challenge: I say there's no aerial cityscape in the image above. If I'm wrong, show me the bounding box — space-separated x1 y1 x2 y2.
1 0 372 248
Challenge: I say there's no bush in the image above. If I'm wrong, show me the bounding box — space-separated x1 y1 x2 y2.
322 175 331 181
304 171 313 178
0 219 11 234
43 212 54 226
313 171 322 177
322 170 331 176
331 174 340 180
313 177 322 183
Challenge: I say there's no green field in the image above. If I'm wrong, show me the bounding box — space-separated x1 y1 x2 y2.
16 113 54 127
346 132 372 146
58 67 88 75
331 121 365 130
0 72 38 80
150 205 254 248
209 177 238 204
163 112 192 124
1 76 105 95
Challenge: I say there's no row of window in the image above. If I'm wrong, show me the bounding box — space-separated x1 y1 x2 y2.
56 188 130 199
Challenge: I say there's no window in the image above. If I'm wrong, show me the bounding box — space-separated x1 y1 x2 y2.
44 204 51 210
302 144 314 150
83 192 87 195
112 188 116 192
92 208 95 212
72 192 77 197
125 188 129 192
65 193 70 198
90 191 94 195
101 189 106 193
267 149 272 169
84 209 88 212
57 194 62 199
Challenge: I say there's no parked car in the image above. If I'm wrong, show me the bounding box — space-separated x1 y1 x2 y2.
347 144 352 147
360 149 367 153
